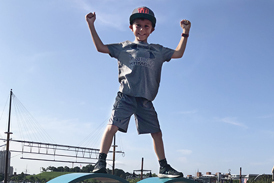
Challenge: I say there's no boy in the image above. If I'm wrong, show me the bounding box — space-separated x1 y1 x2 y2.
86 6 191 178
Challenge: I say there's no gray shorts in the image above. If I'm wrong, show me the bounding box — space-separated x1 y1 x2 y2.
109 92 161 134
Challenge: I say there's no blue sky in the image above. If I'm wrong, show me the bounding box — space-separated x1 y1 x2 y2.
0 0 273 177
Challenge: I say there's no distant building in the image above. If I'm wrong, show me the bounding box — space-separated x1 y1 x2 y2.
177 171 271 183
242 174 258 183
0 151 13 176
192 171 260 183
195 171 217 183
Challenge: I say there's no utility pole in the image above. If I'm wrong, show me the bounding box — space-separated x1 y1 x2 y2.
140 157 144 180
112 134 117 175
239 167 242 183
4 90 13 183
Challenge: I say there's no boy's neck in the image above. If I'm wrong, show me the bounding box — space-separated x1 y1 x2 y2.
134 39 148 44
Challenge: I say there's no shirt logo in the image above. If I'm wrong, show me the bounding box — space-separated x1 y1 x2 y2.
138 7 149 14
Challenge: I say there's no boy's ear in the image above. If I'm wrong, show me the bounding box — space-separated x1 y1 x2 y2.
151 27 155 33
129 25 133 31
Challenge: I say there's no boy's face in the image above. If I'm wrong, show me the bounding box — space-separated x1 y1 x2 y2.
129 19 154 43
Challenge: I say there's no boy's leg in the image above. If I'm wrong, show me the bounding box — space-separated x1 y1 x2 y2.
151 131 165 160
93 92 134 173
100 124 119 154
134 98 183 177
92 125 118 173
151 131 184 178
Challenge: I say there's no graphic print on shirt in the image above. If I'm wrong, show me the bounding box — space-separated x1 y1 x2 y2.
127 44 156 70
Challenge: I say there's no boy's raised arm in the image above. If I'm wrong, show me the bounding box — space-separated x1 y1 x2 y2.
171 19 191 59
86 12 110 54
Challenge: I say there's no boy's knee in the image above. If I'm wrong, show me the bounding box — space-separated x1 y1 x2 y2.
151 131 162 139
105 125 119 135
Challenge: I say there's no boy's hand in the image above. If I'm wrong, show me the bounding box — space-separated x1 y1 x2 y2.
180 19 191 33
86 12 96 24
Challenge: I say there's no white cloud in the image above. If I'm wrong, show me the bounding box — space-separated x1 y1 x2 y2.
73 0 128 31
177 149 192 155
178 156 188 163
217 117 248 129
173 149 192 165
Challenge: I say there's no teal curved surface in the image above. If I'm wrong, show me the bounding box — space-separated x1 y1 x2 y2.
46 173 129 183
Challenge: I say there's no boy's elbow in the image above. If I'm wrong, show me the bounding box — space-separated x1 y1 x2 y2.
172 51 184 59
96 45 109 54
177 53 184 58
96 47 103 53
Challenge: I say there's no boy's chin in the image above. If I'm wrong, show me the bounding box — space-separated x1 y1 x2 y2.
136 38 147 42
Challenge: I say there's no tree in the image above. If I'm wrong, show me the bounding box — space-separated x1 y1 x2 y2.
41 167 47 172
64 166 70 172
57 166 65 172
29 175 35 183
10 175 18 182
82 165 94 172
0 173 4 181
128 178 140 183
35 176 41 183
47 166 57 172
114 169 126 179
17 172 26 182
72 166 81 172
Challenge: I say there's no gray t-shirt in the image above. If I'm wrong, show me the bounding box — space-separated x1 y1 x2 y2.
107 40 174 101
